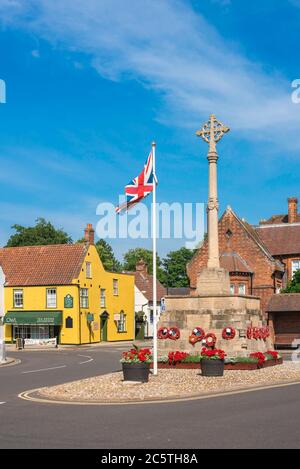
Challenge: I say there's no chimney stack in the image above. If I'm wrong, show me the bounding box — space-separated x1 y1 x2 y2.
136 259 148 273
84 223 95 244
288 197 298 224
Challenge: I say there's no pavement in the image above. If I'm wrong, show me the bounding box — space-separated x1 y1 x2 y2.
1 346 300 448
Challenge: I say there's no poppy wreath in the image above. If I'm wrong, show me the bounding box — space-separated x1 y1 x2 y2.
222 326 236 340
189 327 205 345
157 327 169 340
247 327 253 340
168 327 180 340
203 332 217 348
252 327 261 340
261 326 270 340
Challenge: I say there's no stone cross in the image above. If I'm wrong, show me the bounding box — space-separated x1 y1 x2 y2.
196 114 230 269
196 114 230 154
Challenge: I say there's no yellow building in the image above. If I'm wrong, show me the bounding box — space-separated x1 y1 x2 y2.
0 224 135 345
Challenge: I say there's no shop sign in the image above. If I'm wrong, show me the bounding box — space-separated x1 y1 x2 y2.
24 338 57 347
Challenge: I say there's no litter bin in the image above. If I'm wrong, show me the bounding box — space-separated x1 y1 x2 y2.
16 338 23 350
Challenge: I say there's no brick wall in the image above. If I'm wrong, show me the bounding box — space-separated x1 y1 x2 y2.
187 209 283 317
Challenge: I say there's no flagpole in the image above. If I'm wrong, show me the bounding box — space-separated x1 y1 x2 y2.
152 141 158 376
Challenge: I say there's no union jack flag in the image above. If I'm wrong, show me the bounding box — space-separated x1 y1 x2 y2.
116 150 155 213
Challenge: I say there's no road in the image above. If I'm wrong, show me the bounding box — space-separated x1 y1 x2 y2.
1 346 300 449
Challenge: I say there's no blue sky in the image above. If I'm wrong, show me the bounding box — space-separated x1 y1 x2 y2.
0 0 300 259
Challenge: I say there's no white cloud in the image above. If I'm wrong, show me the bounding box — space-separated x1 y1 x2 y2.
0 0 299 146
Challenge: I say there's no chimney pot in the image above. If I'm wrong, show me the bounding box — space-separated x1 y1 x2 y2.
84 223 95 244
136 259 148 273
288 197 298 223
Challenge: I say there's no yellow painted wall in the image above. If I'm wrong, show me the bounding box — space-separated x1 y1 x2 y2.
4 284 80 344
4 244 135 344
75 245 135 343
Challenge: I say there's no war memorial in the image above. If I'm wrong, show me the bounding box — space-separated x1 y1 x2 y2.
158 115 272 356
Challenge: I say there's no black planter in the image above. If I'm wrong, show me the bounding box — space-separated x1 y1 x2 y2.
122 362 150 382
201 359 224 377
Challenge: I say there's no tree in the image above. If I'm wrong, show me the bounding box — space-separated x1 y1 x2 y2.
162 247 195 288
95 239 122 272
122 247 164 281
6 218 72 247
282 269 300 293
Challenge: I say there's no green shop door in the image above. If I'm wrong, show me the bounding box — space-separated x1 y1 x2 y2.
100 312 109 341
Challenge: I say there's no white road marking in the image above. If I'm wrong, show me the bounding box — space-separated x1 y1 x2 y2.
78 355 94 364
0 402 6 405
22 365 67 374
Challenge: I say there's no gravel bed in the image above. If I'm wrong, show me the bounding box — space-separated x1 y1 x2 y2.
38 362 300 403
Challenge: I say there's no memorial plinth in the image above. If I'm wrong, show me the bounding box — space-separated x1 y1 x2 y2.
158 114 273 357
158 294 272 356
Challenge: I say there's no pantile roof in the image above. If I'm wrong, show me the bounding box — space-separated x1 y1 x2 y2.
0 244 88 286
256 224 300 256
133 271 166 302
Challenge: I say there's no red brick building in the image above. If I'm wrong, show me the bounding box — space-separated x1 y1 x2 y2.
187 197 300 345
256 197 300 284
187 206 285 317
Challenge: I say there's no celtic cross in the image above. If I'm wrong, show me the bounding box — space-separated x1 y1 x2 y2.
196 114 230 155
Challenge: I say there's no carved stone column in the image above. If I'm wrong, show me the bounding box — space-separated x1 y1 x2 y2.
195 114 230 295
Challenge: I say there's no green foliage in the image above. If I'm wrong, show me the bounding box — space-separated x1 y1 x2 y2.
282 269 300 293
180 354 201 363
95 239 122 272
225 357 259 364
162 247 195 288
6 218 72 247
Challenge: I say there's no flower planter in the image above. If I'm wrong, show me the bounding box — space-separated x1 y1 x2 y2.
122 362 150 382
225 362 258 371
151 357 283 371
262 357 283 368
201 358 224 377
154 362 200 369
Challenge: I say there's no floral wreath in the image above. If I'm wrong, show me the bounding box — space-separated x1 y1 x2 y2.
203 332 217 347
157 327 180 340
157 327 169 340
189 327 205 345
168 327 180 340
247 326 270 341
261 326 270 340
222 326 236 340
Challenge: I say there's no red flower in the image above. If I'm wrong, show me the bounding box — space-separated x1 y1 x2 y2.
138 352 147 362
168 351 189 365
250 352 266 367
266 350 279 360
140 348 151 355
121 345 152 363
201 347 226 360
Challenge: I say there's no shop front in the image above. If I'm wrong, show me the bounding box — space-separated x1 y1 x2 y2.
4 311 63 344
